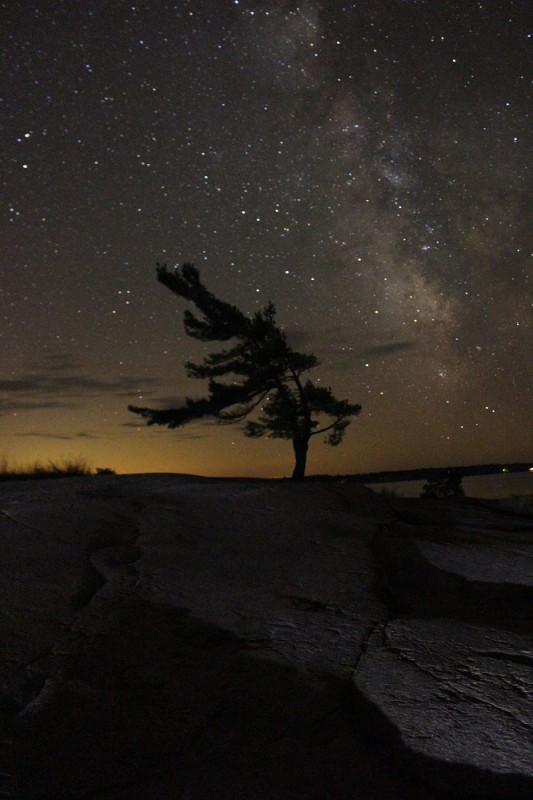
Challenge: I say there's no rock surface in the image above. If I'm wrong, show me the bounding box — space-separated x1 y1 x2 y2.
352 620 532 798
0 475 531 799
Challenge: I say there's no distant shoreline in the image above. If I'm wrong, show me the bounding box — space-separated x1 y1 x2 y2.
337 462 532 485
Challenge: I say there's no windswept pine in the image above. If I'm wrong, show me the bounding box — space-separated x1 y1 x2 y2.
129 263 361 478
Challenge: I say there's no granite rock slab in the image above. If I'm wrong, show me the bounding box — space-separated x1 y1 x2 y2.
351 618 533 798
0 475 531 798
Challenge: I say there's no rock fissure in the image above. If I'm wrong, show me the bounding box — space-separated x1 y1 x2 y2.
380 638 452 686
0 509 79 546
472 649 533 668
352 620 389 671
444 683 532 728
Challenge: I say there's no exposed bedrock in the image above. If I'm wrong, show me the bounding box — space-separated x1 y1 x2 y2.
351 619 533 799
371 524 533 630
0 476 531 798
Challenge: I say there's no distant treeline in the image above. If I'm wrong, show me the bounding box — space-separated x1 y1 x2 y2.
342 463 532 484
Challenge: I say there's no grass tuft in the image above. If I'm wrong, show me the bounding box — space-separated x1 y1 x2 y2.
0 456 115 481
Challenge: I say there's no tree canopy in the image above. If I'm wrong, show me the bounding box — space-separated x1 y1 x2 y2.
129 263 361 478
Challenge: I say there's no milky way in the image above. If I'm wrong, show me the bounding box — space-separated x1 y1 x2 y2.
1 1 531 476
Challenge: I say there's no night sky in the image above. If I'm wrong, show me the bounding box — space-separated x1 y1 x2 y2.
1 1 531 478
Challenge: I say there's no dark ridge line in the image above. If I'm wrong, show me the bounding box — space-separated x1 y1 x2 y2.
311 462 532 484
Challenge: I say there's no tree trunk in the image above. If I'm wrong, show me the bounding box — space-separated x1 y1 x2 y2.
291 436 309 480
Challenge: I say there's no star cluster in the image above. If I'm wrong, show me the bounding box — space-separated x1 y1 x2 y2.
1 1 531 476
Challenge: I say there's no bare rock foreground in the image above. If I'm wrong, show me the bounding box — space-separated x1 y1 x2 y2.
0 475 531 799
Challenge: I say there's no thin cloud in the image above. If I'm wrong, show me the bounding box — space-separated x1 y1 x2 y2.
122 422 207 440
0 372 159 415
0 399 78 414
362 341 417 357
142 394 190 407
15 431 99 440
0 374 156 394
28 352 83 373
281 328 314 349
